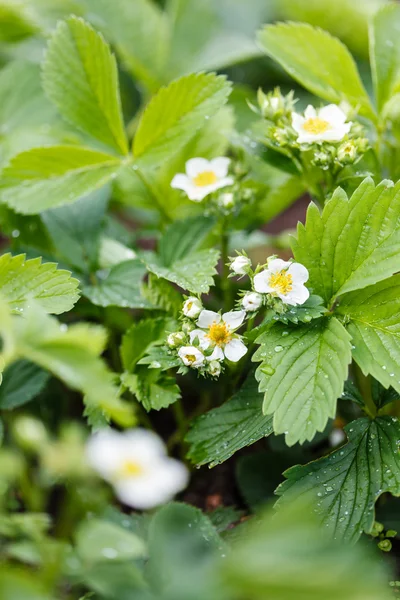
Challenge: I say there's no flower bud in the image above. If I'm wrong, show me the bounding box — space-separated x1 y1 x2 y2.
182 297 202 319
337 140 357 164
209 361 222 377
167 331 186 348
230 255 251 276
242 291 263 312
219 192 235 208
13 416 48 452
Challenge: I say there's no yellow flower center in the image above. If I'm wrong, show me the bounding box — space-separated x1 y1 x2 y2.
193 170 218 187
269 271 293 295
185 354 197 364
207 322 231 347
119 460 143 478
303 117 331 135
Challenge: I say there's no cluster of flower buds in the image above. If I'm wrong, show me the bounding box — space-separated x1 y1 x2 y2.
166 296 248 377
229 252 310 312
255 88 296 122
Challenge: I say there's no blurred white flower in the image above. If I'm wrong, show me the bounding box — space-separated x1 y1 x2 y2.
182 296 203 319
230 255 251 276
171 157 233 202
242 291 263 312
329 428 346 447
254 258 309 306
86 429 189 510
178 345 205 368
292 104 351 144
190 309 247 363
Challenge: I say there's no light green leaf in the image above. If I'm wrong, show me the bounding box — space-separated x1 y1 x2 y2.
143 248 220 295
76 518 146 564
123 370 181 411
82 259 151 308
98 237 136 268
258 22 375 119
42 186 109 272
186 374 273 467
338 275 400 393
292 178 400 304
0 253 79 315
133 72 231 168
42 16 128 155
82 0 168 93
253 318 352 446
223 500 392 600
137 346 181 371
121 318 169 372
0 304 134 427
276 416 400 544
370 3 400 113
0 360 50 410
0 3 38 42
0 145 122 214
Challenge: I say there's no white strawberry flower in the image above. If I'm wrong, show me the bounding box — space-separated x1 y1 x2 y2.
86 429 189 510
292 104 351 144
182 296 203 319
242 291 263 312
253 258 309 306
190 309 247 363
178 346 205 368
230 255 251 276
171 157 233 202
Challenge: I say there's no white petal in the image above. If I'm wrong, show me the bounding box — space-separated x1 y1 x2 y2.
121 429 166 466
291 112 305 134
197 310 220 328
210 157 230 177
318 104 347 125
171 174 192 192
208 346 224 362
224 338 247 362
189 329 210 349
222 310 246 330
253 270 273 293
288 262 309 284
319 123 351 142
86 430 126 481
286 283 310 306
185 157 210 177
267 258 292 273
296 132 320 144
304 105 317 119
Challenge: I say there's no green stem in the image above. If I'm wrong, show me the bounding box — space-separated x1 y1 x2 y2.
353 363 376 419
220 223 232 312
171 399 188 460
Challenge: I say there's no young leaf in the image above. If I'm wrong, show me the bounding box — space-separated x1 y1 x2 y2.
122 370 180 412
292 178 400 304
121 318 170 372
142 274 183 317
0 361 50 410
133 72 231 168
82 259 151 309
41 186 109 272
0 145 122 214
257 22 375 119
370 3 400 113
276 416 400 544
42 16 128 155
253 318 352 446
186 374 273 467
0 253 80 315
337 275 400 394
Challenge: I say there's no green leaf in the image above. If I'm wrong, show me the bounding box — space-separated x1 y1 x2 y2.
133 72 231 168
337 275 400 394
98 237 137 268
0 253 79 315
0 360 50 410
0 145 122 214
142 249 220 295
258 22 375 120
0 304 134 427
371 379 400 410
223 500 393 600
279 295 327 325
123 370 181 412
82 0 168 93
121 318 169 372
159 216 216 266
137 346 181 371
292 178 400 304
276 416 400 544
82 259 151 308
186 374 273 467
42 16 128 155
253 318 352 446
142 274 183 317
41 186 109 272
370 4 400 113
0 4 38 42
0 568 53 600
75 518 146 564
